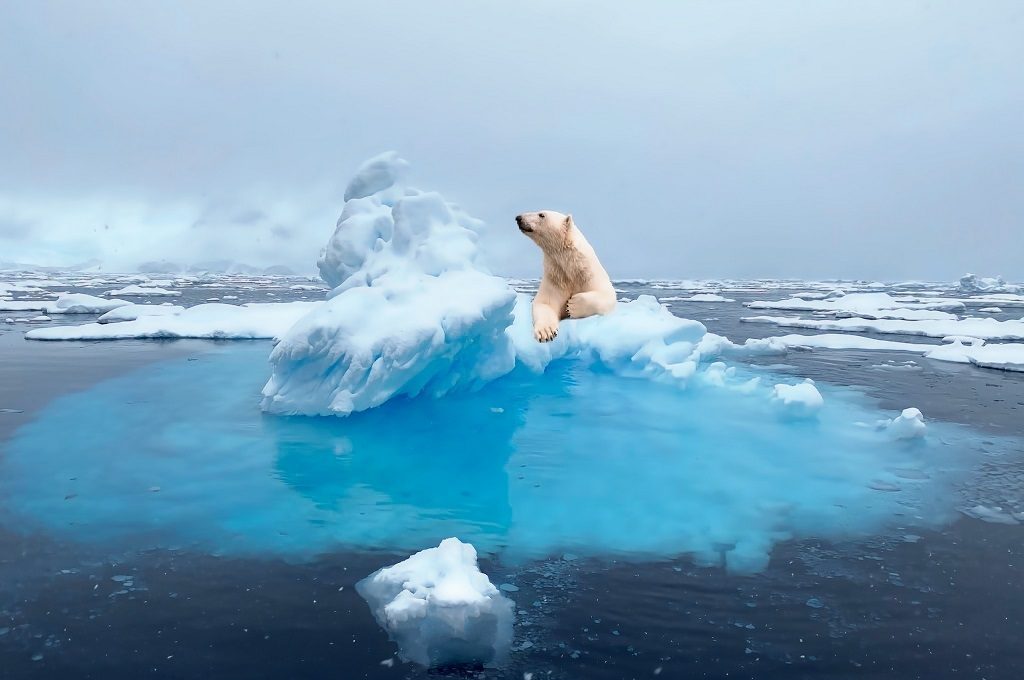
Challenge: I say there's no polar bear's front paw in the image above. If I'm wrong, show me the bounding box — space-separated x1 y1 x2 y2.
533 321 559 343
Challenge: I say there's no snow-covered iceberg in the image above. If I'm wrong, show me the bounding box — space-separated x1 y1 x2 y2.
261 153 776 417
356 538 514 668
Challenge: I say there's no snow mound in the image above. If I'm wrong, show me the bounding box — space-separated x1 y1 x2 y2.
105 285 181 297
26 302 318 341
879 408 927 440
98 303 185 323
263 154 778 417
356 538 514 668
771 380 824 418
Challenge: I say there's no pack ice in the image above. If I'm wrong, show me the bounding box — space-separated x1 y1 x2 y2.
261 152 776 416
356 538 514 668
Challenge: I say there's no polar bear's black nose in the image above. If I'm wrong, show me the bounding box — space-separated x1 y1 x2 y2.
515 214 523 226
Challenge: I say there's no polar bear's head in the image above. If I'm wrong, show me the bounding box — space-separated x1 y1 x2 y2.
515 211 574 250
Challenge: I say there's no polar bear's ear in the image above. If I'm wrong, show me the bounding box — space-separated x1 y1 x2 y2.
564 214 574 230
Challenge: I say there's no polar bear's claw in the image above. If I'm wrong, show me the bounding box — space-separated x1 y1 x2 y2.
534 322 558 342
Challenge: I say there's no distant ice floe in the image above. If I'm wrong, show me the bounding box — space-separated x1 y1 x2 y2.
745 292 964 318
25 302 318 340
744 314 1024 342
356 538 513 668
660 293 736 303
957 273 1022 294
0 293 130 314
763 334 1024 373
105 284 181 297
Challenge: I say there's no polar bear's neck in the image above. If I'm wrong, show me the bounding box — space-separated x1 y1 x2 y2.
542 227 594 291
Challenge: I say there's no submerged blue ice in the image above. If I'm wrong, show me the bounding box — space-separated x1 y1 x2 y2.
0 344 991 572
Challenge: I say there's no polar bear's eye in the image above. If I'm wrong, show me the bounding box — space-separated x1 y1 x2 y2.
539 212 545 219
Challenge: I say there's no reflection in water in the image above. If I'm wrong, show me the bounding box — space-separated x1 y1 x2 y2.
0 344 1007 570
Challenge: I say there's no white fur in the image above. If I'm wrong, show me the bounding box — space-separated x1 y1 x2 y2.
516 210 617 342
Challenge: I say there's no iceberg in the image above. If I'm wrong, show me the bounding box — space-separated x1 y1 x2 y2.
957 273 1021 294
356 538 514 668
262 153 779 417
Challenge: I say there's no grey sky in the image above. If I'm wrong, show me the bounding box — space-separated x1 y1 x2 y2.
2 0 1021 280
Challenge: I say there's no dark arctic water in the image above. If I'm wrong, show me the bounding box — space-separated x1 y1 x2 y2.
1 278 1023 679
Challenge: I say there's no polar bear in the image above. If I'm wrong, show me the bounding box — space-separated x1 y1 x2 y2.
516 210 617 342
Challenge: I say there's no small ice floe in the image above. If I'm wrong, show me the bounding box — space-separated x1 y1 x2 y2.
25 302 319 341
960 505 1020 525
0 293 131 315
660 293 736 303
770 379 823 418
27 315 51 322
105 285 181 297
356 537 514 668
979 307 1003 313
878 408 927 440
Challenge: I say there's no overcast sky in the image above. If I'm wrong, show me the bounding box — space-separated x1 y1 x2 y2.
2 0 1021 280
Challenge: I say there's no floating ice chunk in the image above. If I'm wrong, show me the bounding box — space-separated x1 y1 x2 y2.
1 293 132 314
880 408 926 440
25 302 318 341
105 285 181 297
770 380 823 418
979 307 1003 313
764 333 1024 373
97 304 186 323
960 505 1020 525
49 293 132 314
356 538 514 668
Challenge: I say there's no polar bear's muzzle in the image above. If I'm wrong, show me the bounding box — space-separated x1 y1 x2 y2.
515 214 533 233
